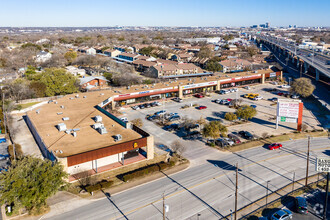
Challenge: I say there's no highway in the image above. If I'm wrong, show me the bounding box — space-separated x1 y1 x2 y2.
45 137 330 220
259 36 330 78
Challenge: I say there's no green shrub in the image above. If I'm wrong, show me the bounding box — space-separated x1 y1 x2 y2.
225 112 237 121
8 144 23 159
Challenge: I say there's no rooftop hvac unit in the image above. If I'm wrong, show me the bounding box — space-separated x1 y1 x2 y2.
36 109 40 114
94 115 102 123
69 97 74 100
54 101 58 104
83 96 87 98
114 134 122 142
60 105 64 109
57 123 67 131
72 128 80 132
65 130 71 134
75 94 79 98
100 93 104 95
62 117 70 121
93 123 103 129
97 126 107 135
57 112 63 115
72 132 77 137
48 100 53 104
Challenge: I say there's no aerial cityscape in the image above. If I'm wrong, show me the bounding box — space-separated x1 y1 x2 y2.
0 0 329 220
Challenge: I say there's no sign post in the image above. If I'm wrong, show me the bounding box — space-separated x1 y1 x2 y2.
316 157 330 220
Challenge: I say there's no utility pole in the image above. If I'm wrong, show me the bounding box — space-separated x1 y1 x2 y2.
323 173 329 220
292 172 295 192
234 163 238 220
163 193 165 220
266 180 270 208
300 61 303 78
1 92 6 135
305 136 311 186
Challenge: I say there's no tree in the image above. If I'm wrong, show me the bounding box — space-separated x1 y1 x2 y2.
202 121 227 140
206 60 222 72
170 140 186 156
197 46 214 58
180 116 196 132
64 51 77 64
0 156 67 215
130 118 143 127
139 46 156 56
235 105 257 121
103 72 113 82
225 112 238 121
39 68 79 96
29 81 47 97
24 66 37 80
290 77 315 97
247 46 258 57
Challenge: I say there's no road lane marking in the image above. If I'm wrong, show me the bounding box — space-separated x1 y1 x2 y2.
108 146 329 219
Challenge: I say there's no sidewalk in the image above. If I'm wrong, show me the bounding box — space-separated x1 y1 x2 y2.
228 174 324 219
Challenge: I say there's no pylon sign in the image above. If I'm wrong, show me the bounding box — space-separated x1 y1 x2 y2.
276 99 303 131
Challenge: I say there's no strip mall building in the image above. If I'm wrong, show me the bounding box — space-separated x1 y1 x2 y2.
26 68 281 181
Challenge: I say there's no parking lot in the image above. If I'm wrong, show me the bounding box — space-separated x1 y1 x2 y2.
119 83 322 158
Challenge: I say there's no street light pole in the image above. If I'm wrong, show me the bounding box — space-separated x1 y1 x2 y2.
163 193 165 220
305 136 311 186
266 181 270 208
323 172 329 220
234 163 238 220
292 172 295 192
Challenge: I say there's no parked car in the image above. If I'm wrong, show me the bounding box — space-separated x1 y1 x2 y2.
188 130 201 138
250 105 257 109
198 105 207 110
172 97 183 103
219 89 230 94
147 115 158 121
132 105 140 110
151 101 161 107
248 94 259 99
215 138 230 147
291 94 300 99
269 97 278 102
239 131 254 140
268 143 282 150
164 123 180 132
228 133 241 144
155 110 166 116
230 88 238 92
223 138 234 146
277 92 284 96
244 86 251 90
164 113 179 119
168 115 181 122
144 103 151 108
213 99 222 104
253 96 263 100
280 84 291 88
139 104 145 109
220 100 230 105
0 138 6 143
271 209 292 220
195 93 204 98
294 196 308 214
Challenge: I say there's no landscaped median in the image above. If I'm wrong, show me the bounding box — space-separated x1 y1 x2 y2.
223 130 328 152
65 153 189 197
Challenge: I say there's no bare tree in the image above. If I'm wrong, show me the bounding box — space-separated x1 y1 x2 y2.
170 140 186 156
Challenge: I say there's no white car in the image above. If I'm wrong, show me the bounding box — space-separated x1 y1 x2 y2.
253 96 263 100
224 138 234 146
244 86 251 90
230 88 238 92
280 84 291 88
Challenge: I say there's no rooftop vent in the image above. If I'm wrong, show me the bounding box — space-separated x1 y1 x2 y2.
100 93 104 96
83 96 87 98
60 105 64 109
114 134 122 142
72 128 80 132
97 126 107 135
36 109 40 114
93 123 103 129
94 115 102 123
69 97 74 100
59 150 63 154
54 101 58 104
62 117 70 121
57 123 67 132
72 132 77 137
75 94 79 98
48 100 53 104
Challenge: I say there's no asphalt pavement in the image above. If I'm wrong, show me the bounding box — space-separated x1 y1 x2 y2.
43 137 330 220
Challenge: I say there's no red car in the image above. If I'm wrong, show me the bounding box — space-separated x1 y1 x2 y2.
277 92 284 96
198 105 207 110
227 98 233 102
268 143 282 150
195 93 204 98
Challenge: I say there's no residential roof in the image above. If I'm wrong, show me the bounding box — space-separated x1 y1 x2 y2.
132 59 157 67
118 52 140 58
79 76 108 85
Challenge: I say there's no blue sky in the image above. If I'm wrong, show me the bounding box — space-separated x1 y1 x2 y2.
0 0 329 27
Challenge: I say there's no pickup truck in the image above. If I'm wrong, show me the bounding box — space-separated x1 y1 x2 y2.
0 138 6 143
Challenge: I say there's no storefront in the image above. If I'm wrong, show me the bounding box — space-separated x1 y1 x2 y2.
182 81 218 96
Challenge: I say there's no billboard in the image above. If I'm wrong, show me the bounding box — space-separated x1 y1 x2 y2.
277 100 301 119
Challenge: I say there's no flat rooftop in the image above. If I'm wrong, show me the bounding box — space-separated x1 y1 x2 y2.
27 68 276 158
27 93 142 158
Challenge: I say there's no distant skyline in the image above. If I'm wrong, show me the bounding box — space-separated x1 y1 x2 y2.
1 0 329 27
